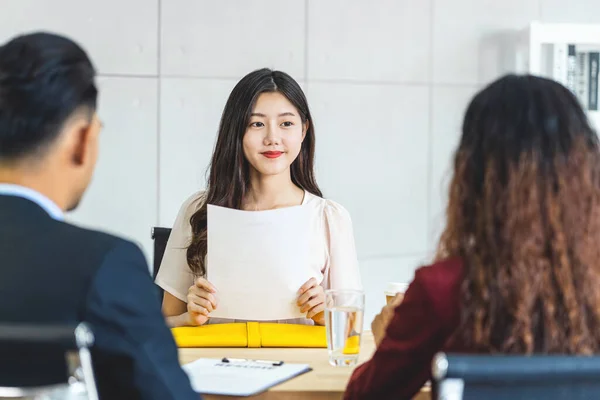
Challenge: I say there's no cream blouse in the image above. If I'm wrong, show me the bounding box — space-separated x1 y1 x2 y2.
155 191 363 325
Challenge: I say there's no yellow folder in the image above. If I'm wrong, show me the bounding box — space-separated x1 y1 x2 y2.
171 322 328 348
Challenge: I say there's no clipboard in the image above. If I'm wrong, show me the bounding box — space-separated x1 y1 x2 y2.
182 357 312 396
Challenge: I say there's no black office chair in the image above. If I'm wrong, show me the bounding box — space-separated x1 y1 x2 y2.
151 227 172 279
151 227 172 303
433 352 600 400
0 322 98 400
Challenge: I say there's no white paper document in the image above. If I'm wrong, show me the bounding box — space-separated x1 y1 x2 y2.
183 358 311 396
207 204 315 321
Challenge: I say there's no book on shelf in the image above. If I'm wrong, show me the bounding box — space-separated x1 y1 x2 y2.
566 45 577 94
577 52 589 108
589 52 599 111
551 43 568 85
549 43 599 112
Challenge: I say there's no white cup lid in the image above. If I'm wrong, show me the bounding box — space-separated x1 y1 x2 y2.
384 282 409 296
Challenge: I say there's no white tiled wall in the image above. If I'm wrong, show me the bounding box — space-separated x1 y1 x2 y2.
3 0 600 324
432 0 539 85
159 78 237 224
0 0 159 75
161 0 306 79
429 85 480 248
69 77 159 251
307 0 432 83
309 83 430 258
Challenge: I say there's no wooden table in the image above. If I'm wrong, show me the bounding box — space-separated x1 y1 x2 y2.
179 332 431 400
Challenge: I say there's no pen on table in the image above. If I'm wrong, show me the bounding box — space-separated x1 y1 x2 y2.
221 357 284 366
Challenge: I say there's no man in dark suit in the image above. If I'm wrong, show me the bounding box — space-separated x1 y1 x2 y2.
0 32 198 399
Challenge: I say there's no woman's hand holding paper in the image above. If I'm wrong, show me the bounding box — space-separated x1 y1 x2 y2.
186 277 218 326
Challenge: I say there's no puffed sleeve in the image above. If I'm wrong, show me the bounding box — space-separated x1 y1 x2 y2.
323 200 363 291
155 192 203 302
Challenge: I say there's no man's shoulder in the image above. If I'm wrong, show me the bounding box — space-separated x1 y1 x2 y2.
56 221 142 259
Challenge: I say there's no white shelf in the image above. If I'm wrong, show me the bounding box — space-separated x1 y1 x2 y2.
512 21 600 129
588 110 600 130
515 22 600 75
525 22 600 45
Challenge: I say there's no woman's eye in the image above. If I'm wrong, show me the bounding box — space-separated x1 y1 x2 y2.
281 121 294 127
250 121 264 128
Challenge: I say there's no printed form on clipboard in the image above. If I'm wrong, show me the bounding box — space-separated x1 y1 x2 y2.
183 357 312 396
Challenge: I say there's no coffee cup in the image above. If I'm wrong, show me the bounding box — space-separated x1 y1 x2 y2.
385 282 409 305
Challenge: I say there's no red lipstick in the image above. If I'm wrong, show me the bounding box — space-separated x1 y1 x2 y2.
262 151 283 159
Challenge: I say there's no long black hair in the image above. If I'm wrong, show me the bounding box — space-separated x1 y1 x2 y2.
187 68 322 276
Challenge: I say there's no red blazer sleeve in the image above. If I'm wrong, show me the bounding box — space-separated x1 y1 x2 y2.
344 262 460 400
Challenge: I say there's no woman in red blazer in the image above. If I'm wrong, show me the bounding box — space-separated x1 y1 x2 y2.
345 74 600 399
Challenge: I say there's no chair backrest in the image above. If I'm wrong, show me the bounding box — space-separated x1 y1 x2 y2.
151 227 172 303
433 352 600 400
0 322 98 400
151 227 172 280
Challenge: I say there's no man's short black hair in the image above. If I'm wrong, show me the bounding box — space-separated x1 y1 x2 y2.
0 32 97 161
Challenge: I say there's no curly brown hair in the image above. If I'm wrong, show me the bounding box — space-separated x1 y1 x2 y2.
437 75 600 354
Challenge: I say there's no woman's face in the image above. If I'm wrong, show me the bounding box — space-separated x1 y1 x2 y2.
242 92 307 178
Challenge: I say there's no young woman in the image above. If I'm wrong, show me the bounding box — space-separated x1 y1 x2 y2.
345 74 600 399
156 68 362 328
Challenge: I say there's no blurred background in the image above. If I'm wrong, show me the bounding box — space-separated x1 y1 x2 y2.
2 0 599 323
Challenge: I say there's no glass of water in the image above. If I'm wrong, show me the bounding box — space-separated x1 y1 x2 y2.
325 289 365 367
